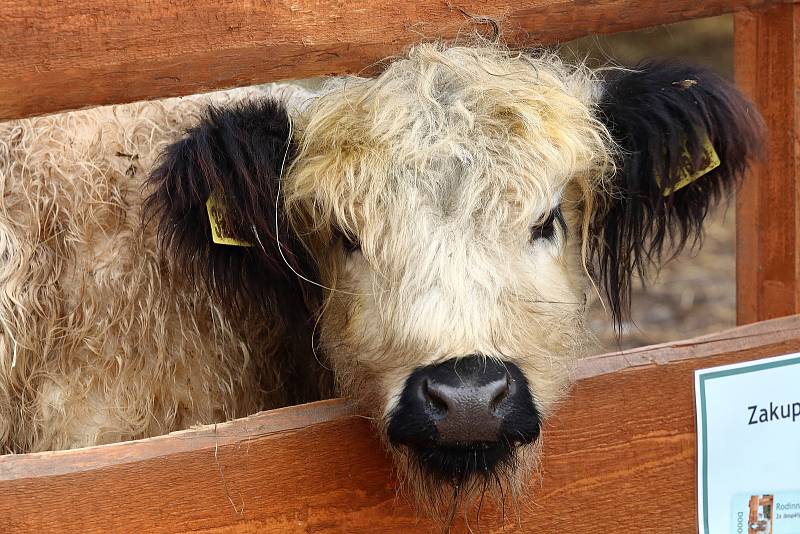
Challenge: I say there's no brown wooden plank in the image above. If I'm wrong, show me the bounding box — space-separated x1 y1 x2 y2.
0 0 794 121
1 315 799 533
735 5 800 323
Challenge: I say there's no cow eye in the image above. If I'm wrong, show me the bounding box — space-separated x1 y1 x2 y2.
530 207 563 243
335 229 361 254
343 236 361 254
330 228 361 255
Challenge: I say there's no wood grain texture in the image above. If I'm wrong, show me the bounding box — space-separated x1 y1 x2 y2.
0 0 794 120
735 5 800 324
2 314 799 533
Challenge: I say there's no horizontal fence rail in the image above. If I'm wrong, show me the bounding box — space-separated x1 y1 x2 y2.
0 0 795 120
1 315 799 533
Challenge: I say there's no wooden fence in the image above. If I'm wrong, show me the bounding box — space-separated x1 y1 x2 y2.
1 0 799 532
3 316 799 532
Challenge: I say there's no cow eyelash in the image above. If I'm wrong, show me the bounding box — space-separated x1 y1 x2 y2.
530 207 565 243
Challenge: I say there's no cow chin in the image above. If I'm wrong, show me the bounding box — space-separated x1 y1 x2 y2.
386 436 543 525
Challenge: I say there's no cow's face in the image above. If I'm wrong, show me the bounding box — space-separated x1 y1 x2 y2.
148 43 762 519
284 45 608 503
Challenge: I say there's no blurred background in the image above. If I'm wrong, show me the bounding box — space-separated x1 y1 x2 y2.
561 15 736 351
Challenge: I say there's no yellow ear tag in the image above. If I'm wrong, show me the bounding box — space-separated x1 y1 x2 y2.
660 134 720 197
206 194 253 247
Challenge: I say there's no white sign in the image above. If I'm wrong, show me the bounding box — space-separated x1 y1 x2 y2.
696 353 800 534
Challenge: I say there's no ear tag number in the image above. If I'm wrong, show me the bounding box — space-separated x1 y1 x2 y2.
660 133 721 197
206 194 253 247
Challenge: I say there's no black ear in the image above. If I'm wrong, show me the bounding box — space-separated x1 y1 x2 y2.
593 61 764 326
144 98 317 320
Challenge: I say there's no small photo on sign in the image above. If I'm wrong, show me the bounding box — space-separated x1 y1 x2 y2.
730 493 800 534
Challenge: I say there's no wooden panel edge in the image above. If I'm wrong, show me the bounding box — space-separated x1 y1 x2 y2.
1 0 795 120
0 398 355 481
575 313 800 378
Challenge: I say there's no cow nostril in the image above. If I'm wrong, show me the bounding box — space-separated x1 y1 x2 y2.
422 379 449 415
487 374 510 411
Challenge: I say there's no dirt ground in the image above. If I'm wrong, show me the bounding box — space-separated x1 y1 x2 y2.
588 203 736 351
564 15 737 351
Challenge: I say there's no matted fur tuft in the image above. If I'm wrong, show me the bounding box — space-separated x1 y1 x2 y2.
594 61 764 325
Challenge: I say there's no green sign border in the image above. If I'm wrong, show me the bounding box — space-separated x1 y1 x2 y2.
697 354 800 534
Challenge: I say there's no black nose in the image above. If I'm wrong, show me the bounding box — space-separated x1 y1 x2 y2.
422 365 509 444
387 355 540 478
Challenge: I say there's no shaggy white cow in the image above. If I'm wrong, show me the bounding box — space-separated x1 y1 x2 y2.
0 43 761 519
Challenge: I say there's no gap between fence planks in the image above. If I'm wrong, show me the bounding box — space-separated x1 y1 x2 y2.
0 0 795 121
1 314 799 533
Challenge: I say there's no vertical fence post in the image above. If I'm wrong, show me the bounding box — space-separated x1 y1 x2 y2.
735 5 800 324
